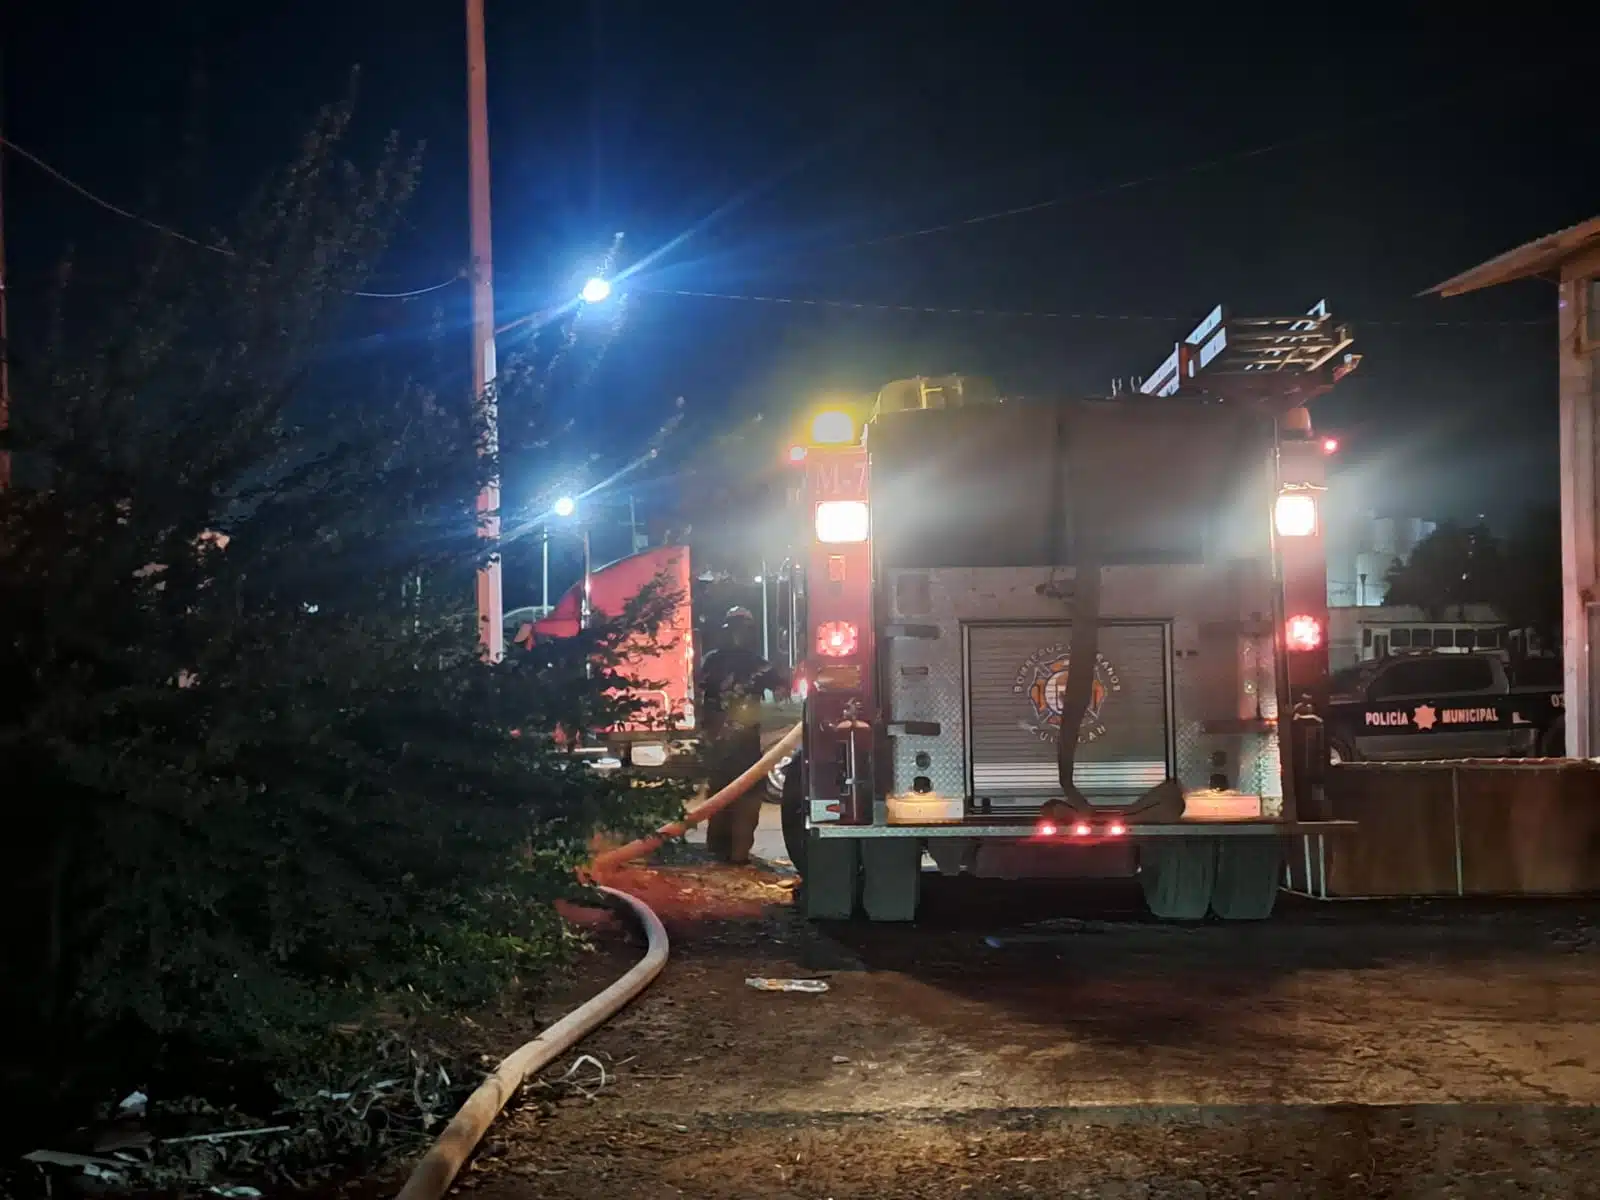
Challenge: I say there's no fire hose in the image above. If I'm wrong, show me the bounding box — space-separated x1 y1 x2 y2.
590 721 804 873
394 721 803 1200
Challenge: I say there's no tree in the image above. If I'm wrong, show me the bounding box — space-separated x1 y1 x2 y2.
1382 521 1505 618
0 92 687 1131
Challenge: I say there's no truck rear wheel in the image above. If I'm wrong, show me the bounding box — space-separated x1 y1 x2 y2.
780 751 867 921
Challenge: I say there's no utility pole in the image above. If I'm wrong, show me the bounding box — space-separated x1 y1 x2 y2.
466 0 503 661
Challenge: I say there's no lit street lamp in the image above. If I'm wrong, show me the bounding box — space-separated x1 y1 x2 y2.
580 277 612 304
542 495 580 610
545 498 591 631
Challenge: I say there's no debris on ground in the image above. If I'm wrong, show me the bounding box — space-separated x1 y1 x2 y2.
744 977 830 993
116 1090 150 1119
532 1054 614 1102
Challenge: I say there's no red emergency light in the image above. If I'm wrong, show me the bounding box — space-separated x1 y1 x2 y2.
1036 818 1127 839
815 620 860 658
1286 614 1324 651
1321 437 1339 455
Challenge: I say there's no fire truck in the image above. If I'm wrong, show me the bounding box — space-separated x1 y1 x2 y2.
782 302 1359 922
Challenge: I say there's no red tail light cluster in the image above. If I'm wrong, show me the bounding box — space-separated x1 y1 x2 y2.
815 620 860 657
1286 614 1324 652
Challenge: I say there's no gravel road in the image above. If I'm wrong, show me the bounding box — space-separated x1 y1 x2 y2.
445 858 1600 1199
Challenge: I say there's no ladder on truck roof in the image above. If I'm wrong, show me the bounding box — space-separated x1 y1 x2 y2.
1137 299 1360 409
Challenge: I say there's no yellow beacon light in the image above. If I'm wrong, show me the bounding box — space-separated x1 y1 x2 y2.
809 409 856 446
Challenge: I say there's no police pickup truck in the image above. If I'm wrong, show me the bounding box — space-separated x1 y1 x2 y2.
1325 651 1564 763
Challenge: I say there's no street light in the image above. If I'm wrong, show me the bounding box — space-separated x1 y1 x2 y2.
541 495 580 612
580 277 612 304
549 498 591 631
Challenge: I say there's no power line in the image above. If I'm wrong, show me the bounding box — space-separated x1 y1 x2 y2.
645 287 1186 322
344 276 463 299
646 287 1552 328
0 134 462 300
1 135 222 253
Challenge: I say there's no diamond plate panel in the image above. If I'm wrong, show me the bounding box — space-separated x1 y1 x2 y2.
1173 616 1282 803
1173 641 1207 789
1174 719 1211 790
1247 632 1283 803
884 617 966 798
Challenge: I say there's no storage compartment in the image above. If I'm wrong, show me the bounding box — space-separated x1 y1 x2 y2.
966 621 1173 808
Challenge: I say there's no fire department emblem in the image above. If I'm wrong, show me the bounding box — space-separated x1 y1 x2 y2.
1013 645 1121 743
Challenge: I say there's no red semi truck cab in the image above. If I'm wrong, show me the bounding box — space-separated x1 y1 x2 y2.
516 544 698 770
789 304 1358 923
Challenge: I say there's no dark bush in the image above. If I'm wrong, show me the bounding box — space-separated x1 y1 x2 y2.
0 91 686 1137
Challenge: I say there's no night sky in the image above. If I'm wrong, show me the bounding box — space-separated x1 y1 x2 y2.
5 3 1594 596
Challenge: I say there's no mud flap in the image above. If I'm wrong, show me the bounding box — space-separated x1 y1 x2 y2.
1138 838 1216 921
802 835 858 921
1210 837 1282 921
861 838 922 922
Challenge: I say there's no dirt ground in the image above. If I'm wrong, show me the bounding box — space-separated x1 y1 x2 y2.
400 853 1600 1198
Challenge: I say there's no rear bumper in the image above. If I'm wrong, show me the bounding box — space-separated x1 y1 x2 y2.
812 819 1356 839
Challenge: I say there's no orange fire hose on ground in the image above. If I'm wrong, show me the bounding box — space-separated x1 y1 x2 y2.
394 721 804 1200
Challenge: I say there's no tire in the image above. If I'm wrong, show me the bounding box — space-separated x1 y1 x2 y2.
1328 737 1355 767
780 749 808 875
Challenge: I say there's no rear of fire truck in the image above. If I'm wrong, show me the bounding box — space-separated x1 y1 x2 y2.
786 303 1357 922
